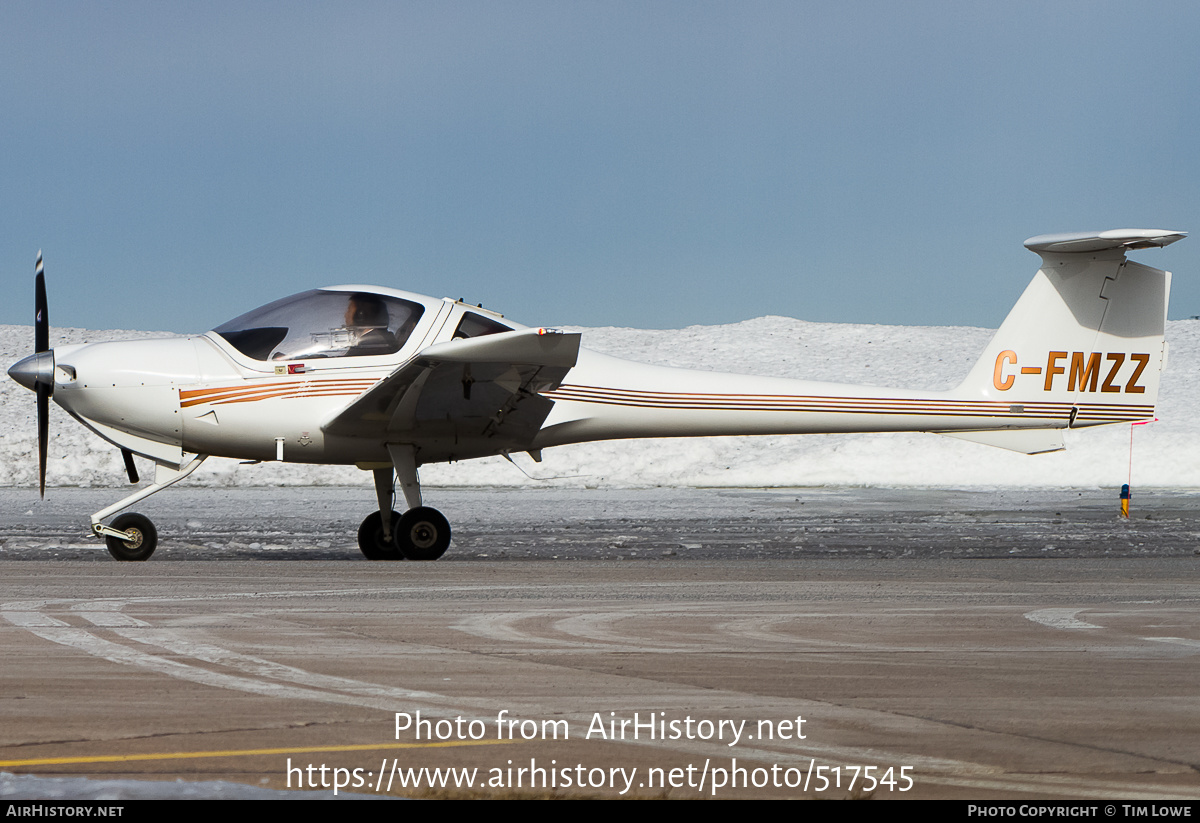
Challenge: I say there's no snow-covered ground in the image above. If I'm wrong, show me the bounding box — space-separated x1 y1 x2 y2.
3 317 1198 491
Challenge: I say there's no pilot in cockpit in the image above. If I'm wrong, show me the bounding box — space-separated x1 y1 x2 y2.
344 292 399 355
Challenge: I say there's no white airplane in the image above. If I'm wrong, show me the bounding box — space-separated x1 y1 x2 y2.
8 228 1185 561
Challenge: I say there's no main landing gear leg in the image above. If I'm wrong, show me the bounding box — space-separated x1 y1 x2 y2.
91 454 208 561
357 468 402 560
387 444 451 561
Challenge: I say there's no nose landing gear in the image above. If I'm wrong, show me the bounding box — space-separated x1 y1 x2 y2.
104 513 158 561
92 455 208 562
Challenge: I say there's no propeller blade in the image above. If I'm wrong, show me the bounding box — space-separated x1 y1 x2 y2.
35 251 48 353
37 383 49 498
34 251 50 497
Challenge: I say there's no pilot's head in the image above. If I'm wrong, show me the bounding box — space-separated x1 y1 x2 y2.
345 293 390 329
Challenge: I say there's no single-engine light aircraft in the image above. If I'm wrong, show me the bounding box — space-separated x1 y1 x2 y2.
8 229 1185 560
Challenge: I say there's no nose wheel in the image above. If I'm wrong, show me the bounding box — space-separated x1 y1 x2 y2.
103 512 158 561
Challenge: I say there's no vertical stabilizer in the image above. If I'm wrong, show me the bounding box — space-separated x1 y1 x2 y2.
955 229 1182 430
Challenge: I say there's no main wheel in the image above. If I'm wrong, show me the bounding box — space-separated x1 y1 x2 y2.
105 513 158 561
358 510 404 560
395 507 451 561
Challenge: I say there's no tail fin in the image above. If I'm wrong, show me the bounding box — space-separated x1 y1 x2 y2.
947 229 1183 453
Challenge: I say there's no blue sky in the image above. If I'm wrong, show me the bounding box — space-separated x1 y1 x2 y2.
2 1 1197 333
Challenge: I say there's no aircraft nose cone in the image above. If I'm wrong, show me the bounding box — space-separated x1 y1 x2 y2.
7 352 54 392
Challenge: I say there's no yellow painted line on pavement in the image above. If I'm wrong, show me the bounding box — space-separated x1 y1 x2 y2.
0 738 518 768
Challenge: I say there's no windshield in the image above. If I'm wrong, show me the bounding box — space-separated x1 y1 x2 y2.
213 290 425 361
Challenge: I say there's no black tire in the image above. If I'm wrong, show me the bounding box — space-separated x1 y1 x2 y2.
358 510 404 560
105 513 158 561
395 507 451 561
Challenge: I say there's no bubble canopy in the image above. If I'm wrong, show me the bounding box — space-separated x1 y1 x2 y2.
212 289 425 361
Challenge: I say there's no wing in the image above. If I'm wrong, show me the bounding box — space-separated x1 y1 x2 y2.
322 327 580 460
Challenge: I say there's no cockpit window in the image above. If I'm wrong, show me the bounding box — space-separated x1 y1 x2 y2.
213 290 425 361
453 311 512 340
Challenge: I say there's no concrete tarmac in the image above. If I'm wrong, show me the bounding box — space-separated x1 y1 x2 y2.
0 487 1198 799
